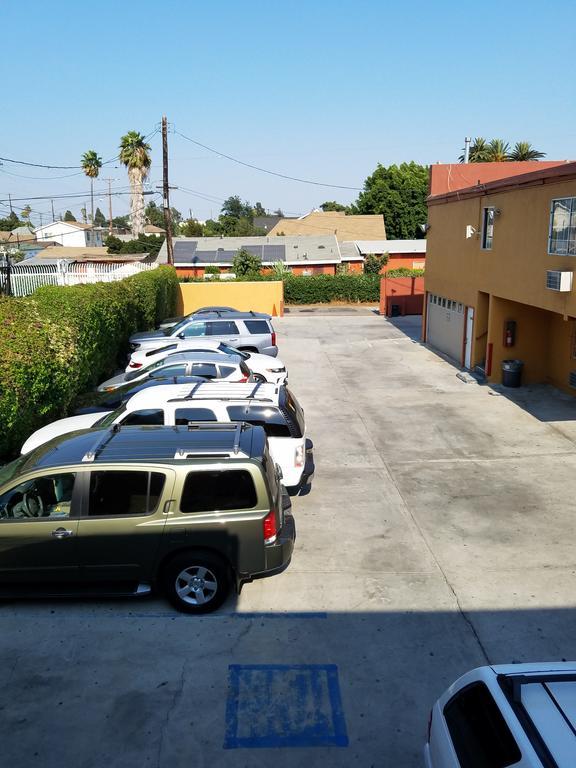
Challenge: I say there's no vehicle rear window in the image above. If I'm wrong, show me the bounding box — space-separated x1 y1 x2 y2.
207 321 239 335
226 405 291 437
149 364 188 379
218 365 236 377
443 682 521 768
244 320 270 335
180 470 257 513
174 408 218 425
182 322 207 338
88 471 166 517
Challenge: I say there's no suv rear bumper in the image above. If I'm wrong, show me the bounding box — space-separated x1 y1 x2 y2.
242 513 296 584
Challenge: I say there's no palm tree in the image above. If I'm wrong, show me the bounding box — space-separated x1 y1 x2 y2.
459 137 491 163
81 150 102 225
119 131 151 237
485 139 510 162
507 141 546 161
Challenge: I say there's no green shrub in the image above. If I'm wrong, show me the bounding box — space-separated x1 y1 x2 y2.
282 274 381 304
0 266 178 459
364 253 389 274
385 268 424 278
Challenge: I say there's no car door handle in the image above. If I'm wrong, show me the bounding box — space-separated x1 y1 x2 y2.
229 338 239 341
52 527 73 539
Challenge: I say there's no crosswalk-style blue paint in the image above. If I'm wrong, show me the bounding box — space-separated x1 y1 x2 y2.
224 664 349 749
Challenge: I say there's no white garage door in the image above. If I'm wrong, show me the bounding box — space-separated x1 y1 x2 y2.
427 293 465 363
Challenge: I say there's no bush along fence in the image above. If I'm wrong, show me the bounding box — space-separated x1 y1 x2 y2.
0 265 178 459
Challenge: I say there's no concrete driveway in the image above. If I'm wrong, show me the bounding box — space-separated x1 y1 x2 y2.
2 312 576 767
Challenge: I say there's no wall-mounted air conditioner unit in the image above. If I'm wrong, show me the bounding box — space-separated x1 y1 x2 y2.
546 270 573 292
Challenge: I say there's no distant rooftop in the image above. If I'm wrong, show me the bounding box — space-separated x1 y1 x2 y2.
354 240 427 255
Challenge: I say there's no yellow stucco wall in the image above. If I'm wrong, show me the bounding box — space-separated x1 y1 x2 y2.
426 175 576 392
176 281 284 317
426 178 576 314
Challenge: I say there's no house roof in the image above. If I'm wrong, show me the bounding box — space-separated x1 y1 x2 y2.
428 161 570 197
354 239 427 255
143 224 165 233
161 235 342 266
34 220 93 232
428 160 576 206
11 226 35 237
33 246 150 262
266 211 386 241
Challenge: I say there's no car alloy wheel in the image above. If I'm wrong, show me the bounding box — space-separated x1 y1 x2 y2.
162 551 230 614
175 565 218 606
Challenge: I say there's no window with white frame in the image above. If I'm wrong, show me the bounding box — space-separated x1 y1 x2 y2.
481 207 495 250
549 197 576 255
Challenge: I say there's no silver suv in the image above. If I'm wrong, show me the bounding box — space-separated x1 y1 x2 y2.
129 311 278 357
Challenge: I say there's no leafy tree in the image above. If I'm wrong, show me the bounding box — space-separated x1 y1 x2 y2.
0 212 22 231
320 201 349 212
222 195 253 220
205 265 220 276
459 137 491 163
364 253 389 274
81 149 102 223
20 205 32 221
63 210 77 222
352 162 428 239
508 141 546 161
104 235 122 253
145 201 164 228
181 218 204 237
111 215 130 231
80 207 88 223
119 131 151 236
274 208 284 217
253 202 266 217
93 207 106 227
232 248 261 277
105 234 165 258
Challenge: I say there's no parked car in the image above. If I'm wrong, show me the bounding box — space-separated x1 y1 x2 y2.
97 351 251 391
22 383 308 489
0 423 295 613
74 376 206 415
126 340 287 384
425 662 576 767
129 312 278 357
158 306 239 331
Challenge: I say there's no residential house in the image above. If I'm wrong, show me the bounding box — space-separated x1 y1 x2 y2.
424 160 576 393
160 235 344 277
344 240 427 272
267 210 386 241
34 220 104 247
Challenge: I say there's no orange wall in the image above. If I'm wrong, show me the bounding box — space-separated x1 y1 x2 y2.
380 254 426 273
379 276 425 316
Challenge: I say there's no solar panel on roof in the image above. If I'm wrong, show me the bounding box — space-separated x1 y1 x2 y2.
174 241 198 256
262 244 286 262
191 251 219 263
215 251 236 262
243 245 263 258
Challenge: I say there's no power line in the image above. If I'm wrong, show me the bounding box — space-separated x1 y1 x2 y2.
174 129 363 191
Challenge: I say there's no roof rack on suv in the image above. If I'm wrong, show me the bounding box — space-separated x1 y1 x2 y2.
174 422 245 458
82 424 121 462
167 382 278 404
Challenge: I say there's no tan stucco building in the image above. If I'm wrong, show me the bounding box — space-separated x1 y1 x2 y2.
424 161 576 393
267 210 386 241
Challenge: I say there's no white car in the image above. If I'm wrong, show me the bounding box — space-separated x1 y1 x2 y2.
126 340 287 385
21 383 308 489
97 351 250 391
425 662 576 768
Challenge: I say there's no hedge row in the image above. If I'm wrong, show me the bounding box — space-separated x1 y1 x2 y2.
0 266 178 458
282 274 381 304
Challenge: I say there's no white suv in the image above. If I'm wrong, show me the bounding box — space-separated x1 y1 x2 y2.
127 340 287 385
22 383 308 489
426 663 576 767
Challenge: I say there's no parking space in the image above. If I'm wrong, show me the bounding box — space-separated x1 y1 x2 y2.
2 312 576 767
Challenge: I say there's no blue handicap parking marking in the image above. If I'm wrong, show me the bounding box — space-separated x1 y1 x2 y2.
224 664 348 749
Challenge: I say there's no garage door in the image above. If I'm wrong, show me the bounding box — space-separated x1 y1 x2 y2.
426 293 465 363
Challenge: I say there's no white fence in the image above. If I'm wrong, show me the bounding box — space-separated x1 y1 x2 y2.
0 261 158 297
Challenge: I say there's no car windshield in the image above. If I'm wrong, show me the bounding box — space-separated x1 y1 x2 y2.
166 318 190 336
218 343 249 359
93 404 126 427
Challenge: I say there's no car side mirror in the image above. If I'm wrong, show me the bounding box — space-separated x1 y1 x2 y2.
177 332 185 339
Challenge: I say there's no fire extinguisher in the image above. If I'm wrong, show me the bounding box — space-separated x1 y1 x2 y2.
504 320 516 348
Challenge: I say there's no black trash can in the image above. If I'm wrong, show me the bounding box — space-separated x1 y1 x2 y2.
390 304 401 317
502 359 523 388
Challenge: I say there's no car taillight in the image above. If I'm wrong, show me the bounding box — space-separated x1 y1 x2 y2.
263 510 277 544
427 709 433 743
238 376 248 383
129 362 142 369
271 331 276 346
295 444 304 467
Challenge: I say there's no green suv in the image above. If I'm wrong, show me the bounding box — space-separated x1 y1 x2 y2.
0 423 295 613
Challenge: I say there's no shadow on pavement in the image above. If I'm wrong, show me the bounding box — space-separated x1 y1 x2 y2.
487 382 576 424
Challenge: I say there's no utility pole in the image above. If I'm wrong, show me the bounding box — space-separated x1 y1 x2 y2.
102 178 115 235
464 137 471 163
51 199 55 221
162 115 174 265
8 193 13 214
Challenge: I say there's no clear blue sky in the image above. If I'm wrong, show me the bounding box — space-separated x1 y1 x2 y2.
1 0 574 224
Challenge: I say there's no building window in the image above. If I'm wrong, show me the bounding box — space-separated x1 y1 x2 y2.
549 197 576 255
481 207 495 250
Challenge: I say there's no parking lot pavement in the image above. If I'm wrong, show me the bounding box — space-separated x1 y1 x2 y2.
3 312 576 767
